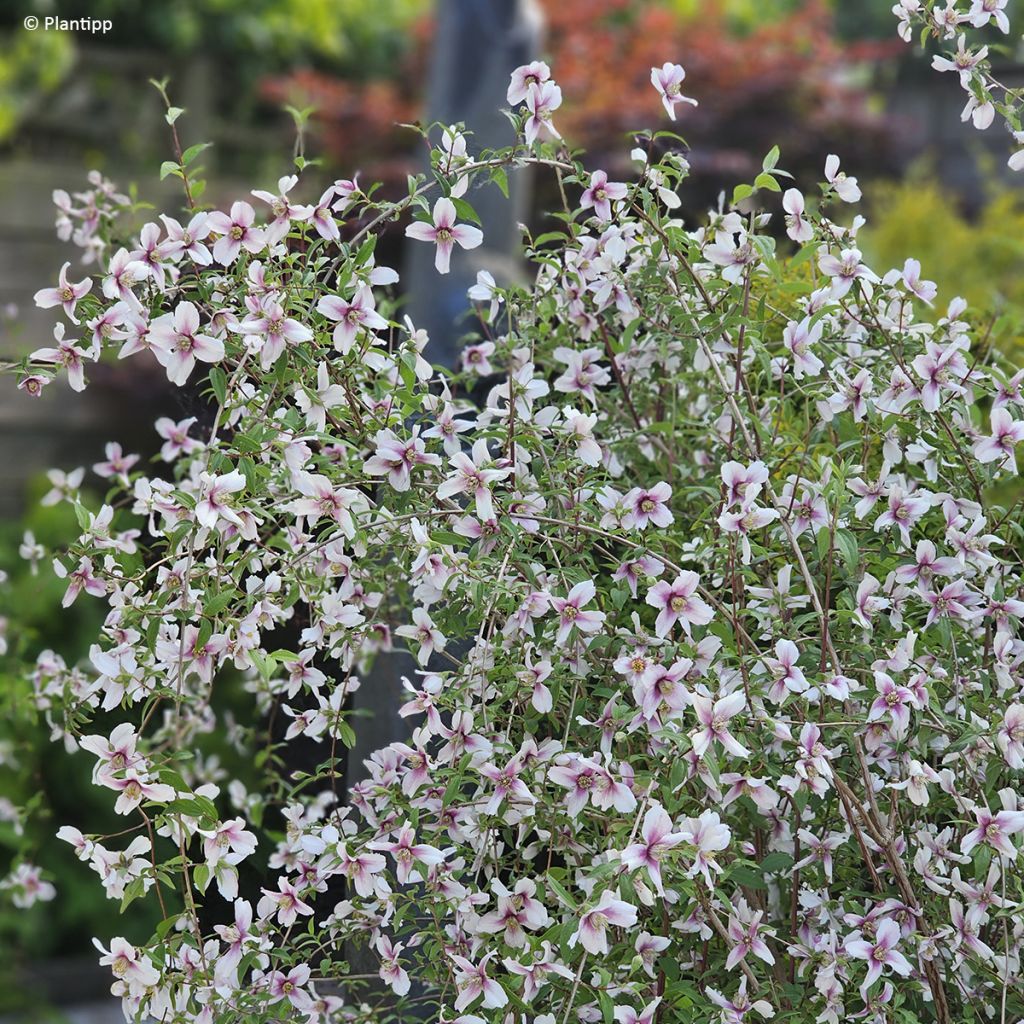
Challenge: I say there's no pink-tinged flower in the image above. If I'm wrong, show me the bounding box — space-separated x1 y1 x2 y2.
316 285 388 354
690 691 749 758
818 247 873 297
256 876 314 926
337 845 388 898
868 671 916 733
679 810 731 886
148 300 224 385
395 607 447 665
614 998 661 1024
369 824 445 884
968 0 1009 31
524 80 563 145
763 638 808 703
195 470 246 530
92 442 139 484
794 828 847 881
518 650 554 712
206 201 265 265
725 906 775 970
102 248 151 304
30 324 90 392
853 572 890 630
450 951 507 1010
503 941 573 1000
267 964 313 1011
53 556 106 608
550 580 606 646
375 935 411 996
102 770 175 815
783 316 824 378
975 407 1024 472
213 899 259 982
612 555 663 599
288 472 365 536
295 361 347 432
932 34 988 82
560 407 602 466
635 932 671 978
873 485 931 547
718 504 779 564
569 890 638 955
650 62 697 120
79 722 141 781
706 978 773 1023
507 61 551 105
200 817 257 868
478 878 550 947
961 804 1024 859
154 416 200 462
580 170 628 221
1 863 56 909
845 919 913 992
901 257 937 304
997 704 1024 769
405 197 483 275
620 803 686 894
824 153 861 203
18 374 50 398
637 658 691 719
721 460 769 508
94 937 159 993
782 188 814 242
363 427 440 491
949 897 995 963
478 755 536 815
159 212 213 265
251 175 312 244
623 482 674 530
911 339 969 412
645 571 713 639
467 269 502 321
921 578 982 627
894 539 958 585
548 754 601 817
34 261 92 323
233 295 312 368
436 439 510 520
461 340 495 375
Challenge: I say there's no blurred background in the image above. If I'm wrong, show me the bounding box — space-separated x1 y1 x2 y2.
0 0 1022 1019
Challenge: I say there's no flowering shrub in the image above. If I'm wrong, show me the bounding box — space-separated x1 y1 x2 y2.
6 55 1024 1024
895 0 1024 170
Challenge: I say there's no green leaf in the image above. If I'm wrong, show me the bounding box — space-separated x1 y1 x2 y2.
181 142 212 166
165 106 185 126
732 183 754 206
209 367 227 406
754 171 781 193
545 873 577 910
762 145 780 172
760 851 794 874
835 529 859 572
451 196 481 225
159 161 182 181
492 166 509 199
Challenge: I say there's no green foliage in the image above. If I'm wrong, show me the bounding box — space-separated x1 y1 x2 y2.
0 28 74 141
18 0 429 77
859 166 1024 355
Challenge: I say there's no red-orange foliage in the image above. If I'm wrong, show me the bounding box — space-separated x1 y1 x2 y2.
259 1 897 189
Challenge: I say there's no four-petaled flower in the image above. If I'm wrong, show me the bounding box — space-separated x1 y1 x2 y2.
405 197 483 275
